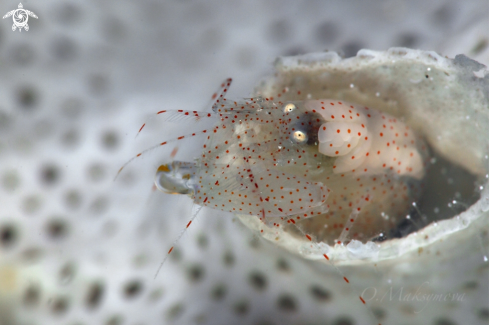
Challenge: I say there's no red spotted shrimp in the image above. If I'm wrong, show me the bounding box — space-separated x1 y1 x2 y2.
115 78 429 323
117 78 429 250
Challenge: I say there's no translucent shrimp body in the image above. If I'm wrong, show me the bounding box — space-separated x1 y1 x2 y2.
155 96 428 244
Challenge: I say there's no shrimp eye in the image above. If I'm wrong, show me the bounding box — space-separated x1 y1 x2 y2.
283 103 296 113
291 130 307 143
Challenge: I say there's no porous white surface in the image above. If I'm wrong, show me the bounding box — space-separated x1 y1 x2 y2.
0 1 488 325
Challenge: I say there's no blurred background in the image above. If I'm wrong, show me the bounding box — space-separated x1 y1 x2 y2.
0 1 488 325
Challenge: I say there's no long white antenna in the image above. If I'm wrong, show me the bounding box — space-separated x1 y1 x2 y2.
154 204 203 279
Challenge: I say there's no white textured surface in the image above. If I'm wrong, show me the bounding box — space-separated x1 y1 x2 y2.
0 1 488 325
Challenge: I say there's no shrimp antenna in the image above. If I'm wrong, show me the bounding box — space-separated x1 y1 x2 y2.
209 78 233 112
115 78 233 180
135 110 216 139
114 125 227 181
154 204 203 279
136 78 232 138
